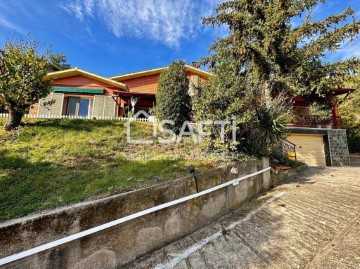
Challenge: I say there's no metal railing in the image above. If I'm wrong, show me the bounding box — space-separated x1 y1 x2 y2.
279 139 297 160
0 167 271 266
290 115 342 128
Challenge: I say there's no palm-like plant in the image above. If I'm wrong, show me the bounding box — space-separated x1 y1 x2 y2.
242 95 291 156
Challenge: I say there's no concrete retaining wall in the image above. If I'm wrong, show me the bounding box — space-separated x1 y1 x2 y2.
1 158 275 269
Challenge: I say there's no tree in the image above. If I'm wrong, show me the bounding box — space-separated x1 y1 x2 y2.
194 0 360 156
0 38 54 131
48 52 71 72
340 71 360 152
156 60 192 134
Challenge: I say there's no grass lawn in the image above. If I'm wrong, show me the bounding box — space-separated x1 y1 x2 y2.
0 118 228 222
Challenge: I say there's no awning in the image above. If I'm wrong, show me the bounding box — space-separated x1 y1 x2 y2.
52 87 104 94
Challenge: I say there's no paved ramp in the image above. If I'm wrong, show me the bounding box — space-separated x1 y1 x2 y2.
125 161 360 269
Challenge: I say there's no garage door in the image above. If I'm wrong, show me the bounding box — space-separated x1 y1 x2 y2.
287 134 326 167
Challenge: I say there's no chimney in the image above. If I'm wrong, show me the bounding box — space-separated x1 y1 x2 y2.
192 62 201 68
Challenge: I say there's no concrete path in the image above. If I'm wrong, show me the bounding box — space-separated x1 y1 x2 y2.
125 159 360 269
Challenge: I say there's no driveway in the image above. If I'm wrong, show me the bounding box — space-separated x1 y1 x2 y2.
126 158 360 269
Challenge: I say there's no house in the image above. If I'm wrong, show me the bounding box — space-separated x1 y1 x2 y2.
110 65 211 116
286 88 355 167
29 65 211 118
29 64 353 167
29 68 128 118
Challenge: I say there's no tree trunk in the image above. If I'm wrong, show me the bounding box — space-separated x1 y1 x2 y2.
4 108 24 131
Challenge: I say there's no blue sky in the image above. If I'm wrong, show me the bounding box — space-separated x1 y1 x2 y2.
0 0 360 77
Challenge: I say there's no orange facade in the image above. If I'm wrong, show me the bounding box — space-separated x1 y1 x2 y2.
29 66 211 117
52 75 118 95
112 70 209 116
119 71 209 95
122 74 159 94
29 75 119 116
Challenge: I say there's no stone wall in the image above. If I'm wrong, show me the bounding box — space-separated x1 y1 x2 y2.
0 159 277 269
327 129 350 166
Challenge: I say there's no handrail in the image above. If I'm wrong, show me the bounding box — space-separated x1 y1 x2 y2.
284 139 296 148
0 167 271 266
278 139 297 161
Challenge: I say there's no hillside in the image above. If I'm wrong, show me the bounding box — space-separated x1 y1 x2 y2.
0 119 228 221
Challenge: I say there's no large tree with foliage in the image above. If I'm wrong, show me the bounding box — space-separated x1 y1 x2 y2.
194 0 360 156
156 60 192 134
340 70 360 152
0 38 57 131
48 52 71 72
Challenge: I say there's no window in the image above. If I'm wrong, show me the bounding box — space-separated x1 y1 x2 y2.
66 97 93 117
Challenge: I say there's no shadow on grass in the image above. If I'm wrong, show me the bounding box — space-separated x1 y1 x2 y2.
24 119 126 132
0 154 191 222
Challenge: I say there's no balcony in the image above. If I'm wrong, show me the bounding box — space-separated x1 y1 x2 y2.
288 115 343 129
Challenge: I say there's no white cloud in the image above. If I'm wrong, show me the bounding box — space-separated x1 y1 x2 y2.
0 14 22 33
61 0 221 47
61 1 84 21
83 0 95 16
325 38 360 62
0 16 15 29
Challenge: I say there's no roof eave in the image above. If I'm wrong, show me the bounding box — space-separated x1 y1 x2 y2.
111 65 213 82
333 87 356 96
43 69 129 91
184 65 213 78
110 67 166 81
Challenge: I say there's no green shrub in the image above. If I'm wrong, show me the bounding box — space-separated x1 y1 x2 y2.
346 126 360 153
270 149 303 168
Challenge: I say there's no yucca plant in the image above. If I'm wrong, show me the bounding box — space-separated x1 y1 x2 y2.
242 94 291 157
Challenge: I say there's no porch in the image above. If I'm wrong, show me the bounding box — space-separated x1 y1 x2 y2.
113 91 156 117
288 87 355 129
289 115 343 129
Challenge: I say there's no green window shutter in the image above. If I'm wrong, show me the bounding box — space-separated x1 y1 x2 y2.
93 96 115 117
103 96 115 117
50 93 64 116
38 94 53 116
93 95 105 117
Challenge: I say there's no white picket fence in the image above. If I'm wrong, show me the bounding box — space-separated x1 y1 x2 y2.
0 113 149 122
